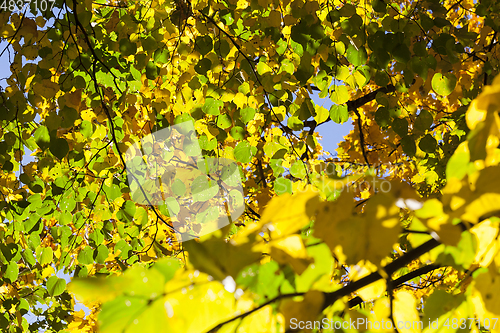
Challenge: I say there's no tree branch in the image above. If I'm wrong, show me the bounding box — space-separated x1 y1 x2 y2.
303 84 396 129
205 237 441 332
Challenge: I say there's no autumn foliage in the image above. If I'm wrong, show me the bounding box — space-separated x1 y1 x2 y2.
1 0 500 332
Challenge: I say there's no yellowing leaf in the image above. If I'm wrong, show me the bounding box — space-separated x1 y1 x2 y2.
474 74 500 112
184 236 261 281
163 281 235 333
393 291 421 333
280 290 324 329
470 219 499 267
234 187 320 242
365 297 392 332
234 92 247 109
69 275 130 304
422 290 468 333
269 235 312 274
330 85 349 104
65 89 83 109
466 99 488 130
315 192 401 266
33 80 59 100
232 305 282 333
349 262 386 301
314 105 329 123
473 269 500 318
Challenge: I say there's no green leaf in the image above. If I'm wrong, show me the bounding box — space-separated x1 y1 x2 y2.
119 38 137 57
141 36 157 52
115 240 132 259
346 45 368 67
191 176 219 203
34 126 50 149
217 113 232 129
40 247 54 266
410 57 428 80
99 296 149 332
60 194 76 212
330 104 349 124
274 177 292 195
5 261 18 282
153 257 182 282
290 161 307 178
392 118 408 137
95 244 109 264
195 35 213 56
47 276 66 297
295 243 333 292
375 106 390 128
122 200 137 219
431 73 457 96
330 85 349 104
153 48 170 63
288 116 304 130
371 0 386 12
392 43 411 63
145 61 158 80
195 58 212 75
50 138 69 159
171 178 186 196
230 126 245 140
237 261 284 300
446 144 470 180
420 14 434 31
234 141 256 163
60 106 78 128
80 120 93 138
415 109 433 131
202 98 223 115
423 290 465 323
401 135 417 156
419 134 437 153
78 246 94 265
103 183 121 202
240 107 256 123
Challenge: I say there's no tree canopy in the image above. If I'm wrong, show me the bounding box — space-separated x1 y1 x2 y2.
1 0 500 331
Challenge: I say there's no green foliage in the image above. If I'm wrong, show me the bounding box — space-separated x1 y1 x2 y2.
1 0 500 332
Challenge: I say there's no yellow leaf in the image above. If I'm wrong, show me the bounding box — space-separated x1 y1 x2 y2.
473 269 500 318
234 305 282 333
470 219 499 267
248 96 260 109
234 92 247 109
163 280 235 333
349 262 386 301
466 99 488 131
269 235 312 275
81 109 96 121
463 193 500 224
184 236 261 281
315 191 401 266
234 187 320 242
364 297 393 332
91 124 107 140
393 291 422 333
314 105 329 123
280 290 324 329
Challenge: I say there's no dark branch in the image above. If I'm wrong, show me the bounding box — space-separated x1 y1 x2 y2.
205 237 441 332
